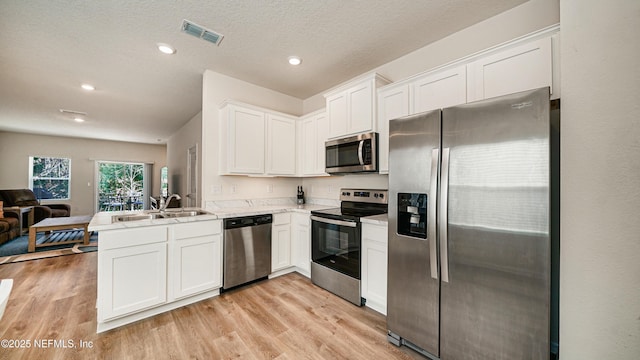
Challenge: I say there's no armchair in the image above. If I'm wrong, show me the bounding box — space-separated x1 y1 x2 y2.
0 189 71 224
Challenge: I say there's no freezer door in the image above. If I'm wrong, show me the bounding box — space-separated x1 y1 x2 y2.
387 109 441 357
440 87 551 359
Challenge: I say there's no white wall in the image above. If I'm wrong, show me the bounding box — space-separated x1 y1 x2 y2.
0 131 166 215
559 0 640 358
201 71 303 203
167 112 202 207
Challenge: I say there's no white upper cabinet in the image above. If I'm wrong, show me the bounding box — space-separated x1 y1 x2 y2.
326 93 348 138
377 84 410 174
467 37 553 102
377 30 557 174
266 113 297 175
325 73 390 139
377 65 466 174
219 103 266 175
219 101 297 176
299 110 328 176
347 81 374 134
411 65 467 113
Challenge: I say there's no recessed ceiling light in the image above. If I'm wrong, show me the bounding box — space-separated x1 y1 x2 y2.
157 43 176 55
74 117 85 123
81 83 95 91
288 56 302 65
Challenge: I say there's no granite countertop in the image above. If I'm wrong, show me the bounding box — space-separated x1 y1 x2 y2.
88 208 219 232
212 204 333 219
361 213 388 225
88 204 336 232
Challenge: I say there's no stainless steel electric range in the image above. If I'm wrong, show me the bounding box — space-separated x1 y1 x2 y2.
310 188 388 305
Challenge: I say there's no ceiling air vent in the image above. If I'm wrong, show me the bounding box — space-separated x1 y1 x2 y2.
181 19 224 46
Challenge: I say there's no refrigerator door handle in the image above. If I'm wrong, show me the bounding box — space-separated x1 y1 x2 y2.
429 148 439 280
440 147 450 283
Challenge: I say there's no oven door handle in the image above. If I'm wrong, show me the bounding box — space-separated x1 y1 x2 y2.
310 215 358 228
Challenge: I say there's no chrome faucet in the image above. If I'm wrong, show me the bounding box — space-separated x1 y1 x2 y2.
160 194 181 211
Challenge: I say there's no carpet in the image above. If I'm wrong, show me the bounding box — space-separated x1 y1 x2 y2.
0 230 98 264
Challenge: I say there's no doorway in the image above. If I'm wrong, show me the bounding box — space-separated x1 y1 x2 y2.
186 145 198 207
96 161 151 212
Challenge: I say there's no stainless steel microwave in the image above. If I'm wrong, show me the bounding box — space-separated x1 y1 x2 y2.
325 132 378 174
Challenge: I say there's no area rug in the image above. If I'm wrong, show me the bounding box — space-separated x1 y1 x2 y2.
0 230 98 264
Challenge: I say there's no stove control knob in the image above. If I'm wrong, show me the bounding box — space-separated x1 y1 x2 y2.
374 193 379 198
379 193 384 199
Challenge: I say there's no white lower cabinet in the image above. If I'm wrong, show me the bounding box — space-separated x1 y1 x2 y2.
98 226 169 322
97 219 222 332
361 221 388 315
271 213 292 272
170 221 222 300
291 213 311 277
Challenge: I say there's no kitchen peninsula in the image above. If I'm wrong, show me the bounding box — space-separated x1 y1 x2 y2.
89 209 221 333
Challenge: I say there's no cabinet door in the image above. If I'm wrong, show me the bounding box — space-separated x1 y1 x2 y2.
99 242 167 321
327 92 347 138
266 114 297 175
172 227 222 300
467 37 552 102
362 223 388 315
227 105 265 174
377 85 410 174
301 113 329 176
412 65 467 113
347 81 374 134
301 117 317 175
315 113 328 175
291 213 311 277
271 213 291 272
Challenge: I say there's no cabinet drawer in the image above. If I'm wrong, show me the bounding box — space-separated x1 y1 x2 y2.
362 223 388 244
273 213 291 225
174 220 222 239
100 226 168 250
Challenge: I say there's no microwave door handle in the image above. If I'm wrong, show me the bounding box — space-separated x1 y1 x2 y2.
310 215 358 228
358 140 364 165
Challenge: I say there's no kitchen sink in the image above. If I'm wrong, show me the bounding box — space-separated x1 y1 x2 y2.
161 210 209 218
112 214 156 222
111 209 211 223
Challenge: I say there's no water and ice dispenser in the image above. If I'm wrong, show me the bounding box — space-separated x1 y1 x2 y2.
397 193 428 239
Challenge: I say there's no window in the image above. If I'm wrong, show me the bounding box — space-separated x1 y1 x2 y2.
29 156 71 200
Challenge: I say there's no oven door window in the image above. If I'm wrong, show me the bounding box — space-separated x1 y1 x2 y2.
312 218 361 279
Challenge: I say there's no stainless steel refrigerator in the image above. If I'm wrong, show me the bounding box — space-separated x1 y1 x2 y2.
387 87 559 359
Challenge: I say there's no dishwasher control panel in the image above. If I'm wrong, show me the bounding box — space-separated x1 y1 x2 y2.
224 214 273 229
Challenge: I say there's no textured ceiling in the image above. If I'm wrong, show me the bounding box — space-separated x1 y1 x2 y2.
0 0 527 144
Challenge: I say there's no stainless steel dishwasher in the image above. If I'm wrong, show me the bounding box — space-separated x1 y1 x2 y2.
223 214 272 290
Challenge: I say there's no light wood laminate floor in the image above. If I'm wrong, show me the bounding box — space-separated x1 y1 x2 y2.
0 253 422 360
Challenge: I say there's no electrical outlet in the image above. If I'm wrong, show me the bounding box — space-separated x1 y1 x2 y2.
211 185 221 194
267 184 273 193
328 185 333 194
231 184 237 194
